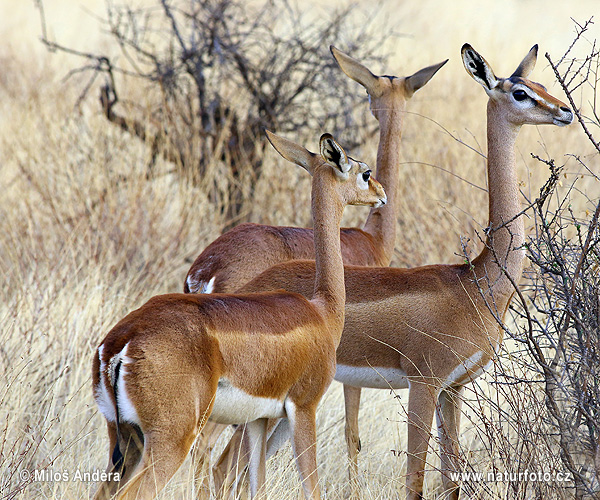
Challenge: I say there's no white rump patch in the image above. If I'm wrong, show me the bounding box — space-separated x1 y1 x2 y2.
95 344 116 422
209 378 286 425
335 364 409 389
186 269 215 294
94 343 141 426
198 276 216 294
117 346 141 426
186 274 198 293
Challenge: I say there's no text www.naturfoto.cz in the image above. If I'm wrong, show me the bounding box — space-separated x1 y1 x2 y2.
449 470 573 483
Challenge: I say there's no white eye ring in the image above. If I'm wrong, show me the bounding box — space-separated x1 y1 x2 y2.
357 169 370 190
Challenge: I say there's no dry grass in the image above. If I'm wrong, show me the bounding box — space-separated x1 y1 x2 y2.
1 1 599 499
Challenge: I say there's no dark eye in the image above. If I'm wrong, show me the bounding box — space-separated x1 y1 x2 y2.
513 89 528 101
362 170 371 182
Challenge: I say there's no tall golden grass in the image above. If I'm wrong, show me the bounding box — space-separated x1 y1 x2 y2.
1 1 599 498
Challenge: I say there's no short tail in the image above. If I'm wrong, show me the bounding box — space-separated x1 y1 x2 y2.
111 359 125 473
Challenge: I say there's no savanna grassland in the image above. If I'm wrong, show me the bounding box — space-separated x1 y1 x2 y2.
2 1 600 499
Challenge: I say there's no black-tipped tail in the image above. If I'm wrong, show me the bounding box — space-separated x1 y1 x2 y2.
111 359 125 473
111 441 124 471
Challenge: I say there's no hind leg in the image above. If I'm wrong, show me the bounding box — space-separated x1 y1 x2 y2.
113 384 217 500
436 387 464 500
115 426 198 500
93 421 144 500
213 425 249 499
93 421 119 500
213 419 285 499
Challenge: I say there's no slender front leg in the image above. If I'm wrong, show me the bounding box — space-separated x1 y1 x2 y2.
266 418 290 459
213 418 285 499
213 420 290 498
191 421 228 499
246 419 268 499
213 424 249 499
343 384 362 498
287 402 321 500
436 387 464 500
406 381 437 500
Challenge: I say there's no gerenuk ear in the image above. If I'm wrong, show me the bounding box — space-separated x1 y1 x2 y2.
404 59 448 96
265 130 316 175
461 43 499 93
511 44 538 78
319 133 350 178
330 45 383 98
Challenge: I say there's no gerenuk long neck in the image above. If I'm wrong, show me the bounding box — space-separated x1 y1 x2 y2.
311 171 346 334
472 100 526 297
362 106 403 265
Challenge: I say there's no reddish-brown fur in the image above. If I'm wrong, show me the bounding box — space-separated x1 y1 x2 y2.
213 44 573 500
238 261 495 375
91 132 386 500
187 47 447 497
183 47 447 295
183 224 386 293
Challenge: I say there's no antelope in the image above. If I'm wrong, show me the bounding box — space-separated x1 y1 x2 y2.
185 46 446 494
184 47 447 295
91 131 386 500
213 44 574 500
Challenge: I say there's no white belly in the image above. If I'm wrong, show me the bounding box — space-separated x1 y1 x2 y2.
335 364 409 389
209 378 286 425
441 351 487 389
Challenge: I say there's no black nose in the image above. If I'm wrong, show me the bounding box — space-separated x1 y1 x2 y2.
560 106 571 113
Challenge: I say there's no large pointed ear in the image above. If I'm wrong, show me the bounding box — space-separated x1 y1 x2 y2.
511 44 538 78
330 45 383 98
319 133 351 176
404 59 448 96
461 44 499 92
265 130 315 174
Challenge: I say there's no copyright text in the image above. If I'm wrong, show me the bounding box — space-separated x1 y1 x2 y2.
19 469 120 483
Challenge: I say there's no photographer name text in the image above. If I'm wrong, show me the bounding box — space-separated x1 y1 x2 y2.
19 469 121 483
